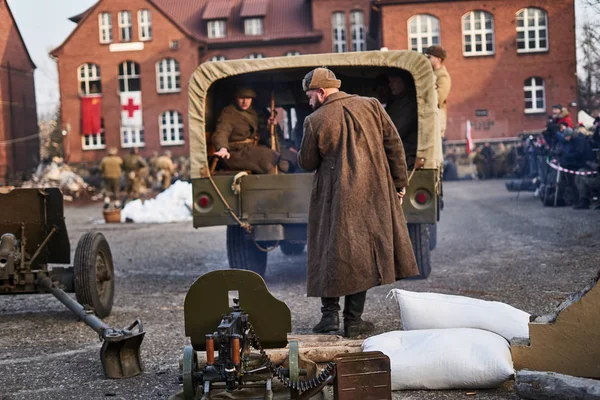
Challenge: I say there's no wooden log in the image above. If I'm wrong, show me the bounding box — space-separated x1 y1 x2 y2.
515 371 600 400
196 345 362 366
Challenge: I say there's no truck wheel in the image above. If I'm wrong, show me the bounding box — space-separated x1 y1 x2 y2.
226 225 267 278
280 242 306 256
428 224 437 251
74 232 114 319
408 224 431 279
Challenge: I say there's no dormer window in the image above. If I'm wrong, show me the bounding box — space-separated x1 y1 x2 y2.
208 20 226 38
244 18 264 36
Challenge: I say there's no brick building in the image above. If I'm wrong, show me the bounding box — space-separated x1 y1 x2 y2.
52 0 372 164
372 0 578 142
0 0 39 184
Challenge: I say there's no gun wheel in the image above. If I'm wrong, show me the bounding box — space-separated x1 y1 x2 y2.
183 346 198 400
74 232 114 318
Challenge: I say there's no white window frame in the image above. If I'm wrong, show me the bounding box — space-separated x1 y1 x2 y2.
462 10 495 57
209 55 227 62
159 111 185 146
244 18 264 36
118 61 140 93
120 126 145 148
77 63 101 95
285 51 300 57
98 13 112 44
524 77 546 114
516 8 548 53
332 12 347 53
156 58 181 94
118 11 132 41
245 53 264 59
82 131 106 151
138 9 152 41
207 20 226 38
408 14 440 53
350 10 366 52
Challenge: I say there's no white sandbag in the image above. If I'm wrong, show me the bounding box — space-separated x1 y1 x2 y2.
362 328 514 390
389 289 530 340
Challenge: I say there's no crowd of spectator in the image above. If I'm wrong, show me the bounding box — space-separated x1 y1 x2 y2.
503 104 600 209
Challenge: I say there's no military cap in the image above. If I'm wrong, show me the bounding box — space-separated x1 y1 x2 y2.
234 87 257 98
302 68 341 92
108 147 118 155
424 45 447 60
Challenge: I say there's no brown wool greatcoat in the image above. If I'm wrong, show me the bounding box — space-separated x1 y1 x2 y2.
212 104 279 174
298 92 419 298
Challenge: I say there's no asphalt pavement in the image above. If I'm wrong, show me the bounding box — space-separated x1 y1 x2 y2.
1 180 598 400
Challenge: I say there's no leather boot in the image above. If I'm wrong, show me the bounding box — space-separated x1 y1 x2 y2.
312 312 339 333
573 199 590 209
344 319 375 338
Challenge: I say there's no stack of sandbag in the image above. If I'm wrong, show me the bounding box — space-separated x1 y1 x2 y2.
21 158 96 200
362 289 530 390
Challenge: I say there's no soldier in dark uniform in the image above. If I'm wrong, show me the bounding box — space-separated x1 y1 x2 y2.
212 88 280 174
385 71 418 169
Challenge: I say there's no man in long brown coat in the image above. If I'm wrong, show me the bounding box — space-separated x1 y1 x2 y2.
298 68 419 338
425 45 451 139
213 88 280 174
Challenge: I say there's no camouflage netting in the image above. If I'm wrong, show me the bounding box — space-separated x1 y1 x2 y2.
188 50 443 179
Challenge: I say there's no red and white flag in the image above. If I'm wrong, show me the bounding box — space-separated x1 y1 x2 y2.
120 92 142 127
465 120 474 156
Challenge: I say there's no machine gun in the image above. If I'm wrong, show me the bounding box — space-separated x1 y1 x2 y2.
0 187 144 379
181 270 336 400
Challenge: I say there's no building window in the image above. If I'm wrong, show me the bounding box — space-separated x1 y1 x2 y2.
78 63 102 95
408 14 440 53
462 11 495 56
156 58 180 93
159 111 185 145
209 55 227 62
138 9 152 41
118 11 132 41
82 131 105 150
332 12 347 53
207 20 226 38
350 10 366 52
245 53 264 59
516 8 548 53
285 51 300 56
98 13 112 44
118 61 141 92
524 77 545 114
244 18 263 36
121 127 145 147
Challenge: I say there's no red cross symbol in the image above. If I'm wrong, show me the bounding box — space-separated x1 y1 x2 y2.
122 98 140 118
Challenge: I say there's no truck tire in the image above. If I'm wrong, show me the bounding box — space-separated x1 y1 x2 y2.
280 242 306 255
226 225 267 278
74 232 114 319
428 224 437 251
408 223 431 279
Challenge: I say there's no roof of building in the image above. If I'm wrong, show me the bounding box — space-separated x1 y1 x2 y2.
2 0 36 69
61 0 320 51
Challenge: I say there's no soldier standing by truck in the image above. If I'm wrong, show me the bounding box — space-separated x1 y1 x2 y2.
425 46 451 139
122 147 147 202
298 68 418 338
99 147 123 209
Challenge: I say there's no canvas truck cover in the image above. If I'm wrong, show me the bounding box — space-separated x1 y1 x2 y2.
188 50 443 179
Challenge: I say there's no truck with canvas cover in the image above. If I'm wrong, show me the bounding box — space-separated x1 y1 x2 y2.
189 51 443 279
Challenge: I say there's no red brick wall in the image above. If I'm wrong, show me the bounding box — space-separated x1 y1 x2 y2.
380 0 577 141
0 0 38 184
311 0 372 54
54 0 199 164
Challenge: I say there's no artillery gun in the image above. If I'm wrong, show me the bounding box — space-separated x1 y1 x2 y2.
0 187 144 379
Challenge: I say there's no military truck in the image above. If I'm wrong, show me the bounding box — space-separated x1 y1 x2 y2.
188 51 443 279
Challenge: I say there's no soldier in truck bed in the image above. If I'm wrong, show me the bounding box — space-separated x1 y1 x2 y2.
212 88 281 174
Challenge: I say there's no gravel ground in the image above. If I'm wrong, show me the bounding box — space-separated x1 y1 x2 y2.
1 180 599 400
